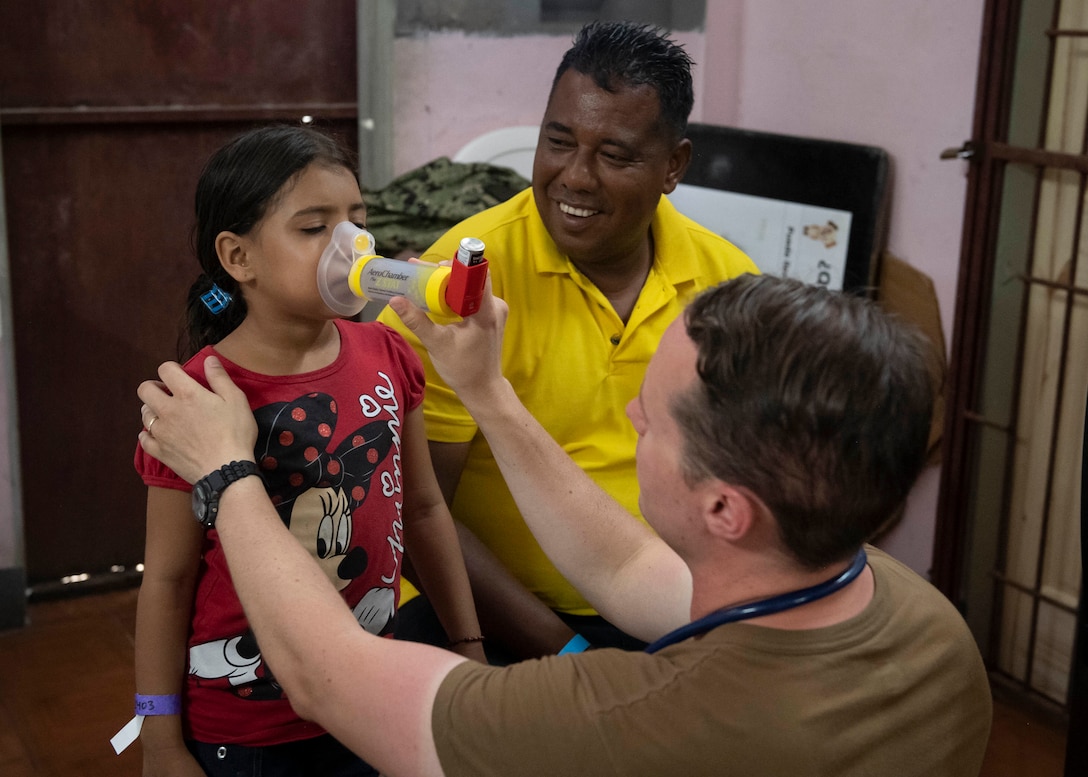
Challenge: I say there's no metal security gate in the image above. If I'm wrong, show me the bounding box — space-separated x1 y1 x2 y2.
936 0 1088 715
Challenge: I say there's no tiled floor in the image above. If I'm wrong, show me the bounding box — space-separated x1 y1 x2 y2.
0 586 1071 776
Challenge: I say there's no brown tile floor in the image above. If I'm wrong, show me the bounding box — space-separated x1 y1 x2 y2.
0 587 1071 776
0 587 141 776
980 683 1069 777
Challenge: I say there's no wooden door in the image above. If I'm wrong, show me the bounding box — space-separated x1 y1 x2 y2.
0 1 358 589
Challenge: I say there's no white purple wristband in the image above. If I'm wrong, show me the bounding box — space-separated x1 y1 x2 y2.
134 693 182 716
110 693 182 755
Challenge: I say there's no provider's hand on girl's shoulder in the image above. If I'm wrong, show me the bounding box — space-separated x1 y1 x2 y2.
138 356 257 485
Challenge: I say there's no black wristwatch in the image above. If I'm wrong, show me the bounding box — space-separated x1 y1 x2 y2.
191 460 262 528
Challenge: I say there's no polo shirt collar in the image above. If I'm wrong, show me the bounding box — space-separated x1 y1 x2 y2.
529 193 698 289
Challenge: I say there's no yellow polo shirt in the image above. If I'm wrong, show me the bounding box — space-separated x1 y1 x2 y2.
379 188 757 614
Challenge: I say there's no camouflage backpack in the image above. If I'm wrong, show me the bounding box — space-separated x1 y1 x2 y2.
363 157 530 257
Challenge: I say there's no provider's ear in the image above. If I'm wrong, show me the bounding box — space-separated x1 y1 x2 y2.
703 481 764 543
216 231 254 282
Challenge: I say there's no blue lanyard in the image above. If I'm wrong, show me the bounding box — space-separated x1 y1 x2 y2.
645 548 869 654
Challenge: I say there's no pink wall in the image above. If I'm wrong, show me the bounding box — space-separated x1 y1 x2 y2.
390 30 707 177
388 2 987 576
703 1 985 574
706 1 985 354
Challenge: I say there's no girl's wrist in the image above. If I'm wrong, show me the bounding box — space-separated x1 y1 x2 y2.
446 634 485 649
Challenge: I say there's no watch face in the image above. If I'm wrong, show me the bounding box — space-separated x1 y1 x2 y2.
192 483 209 522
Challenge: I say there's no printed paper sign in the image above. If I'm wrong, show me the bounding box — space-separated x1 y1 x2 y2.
668 183 853 291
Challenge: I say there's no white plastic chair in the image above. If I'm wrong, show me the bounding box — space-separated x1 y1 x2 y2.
452 125 539 180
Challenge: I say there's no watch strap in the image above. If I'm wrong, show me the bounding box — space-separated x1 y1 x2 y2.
208 460 260 492
193 460 261 527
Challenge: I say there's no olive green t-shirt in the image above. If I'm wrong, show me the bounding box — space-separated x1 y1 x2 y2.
431 548 991 777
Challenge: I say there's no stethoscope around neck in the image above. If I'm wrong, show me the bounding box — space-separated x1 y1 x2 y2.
644 547 869 654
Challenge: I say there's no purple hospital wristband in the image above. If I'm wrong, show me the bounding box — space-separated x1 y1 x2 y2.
134 693 182 716
112 694 183 754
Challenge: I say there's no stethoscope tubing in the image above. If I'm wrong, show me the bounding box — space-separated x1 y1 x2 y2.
644 547 869 654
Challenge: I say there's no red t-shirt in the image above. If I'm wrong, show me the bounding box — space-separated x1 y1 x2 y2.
135 319 424 745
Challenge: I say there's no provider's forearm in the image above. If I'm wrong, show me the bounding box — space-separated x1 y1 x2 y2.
213 476 460 777
463 379 691 641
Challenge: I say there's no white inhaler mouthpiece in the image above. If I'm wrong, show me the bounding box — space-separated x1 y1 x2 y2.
317 221 376 317
317 222 456 317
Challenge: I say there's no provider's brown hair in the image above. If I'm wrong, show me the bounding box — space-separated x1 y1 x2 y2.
674 274 933 569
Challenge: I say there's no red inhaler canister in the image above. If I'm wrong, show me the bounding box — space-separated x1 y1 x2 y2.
446 237 489 317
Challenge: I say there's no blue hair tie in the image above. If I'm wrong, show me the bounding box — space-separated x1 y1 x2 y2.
200 284 233 314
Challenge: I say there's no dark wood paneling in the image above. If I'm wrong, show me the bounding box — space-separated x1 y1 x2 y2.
0 2 358 108
0 1 358 585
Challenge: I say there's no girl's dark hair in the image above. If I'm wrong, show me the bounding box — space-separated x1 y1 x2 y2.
552 20 695 144
181 124 355 358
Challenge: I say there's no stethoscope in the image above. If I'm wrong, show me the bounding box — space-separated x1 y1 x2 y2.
644 547 869 653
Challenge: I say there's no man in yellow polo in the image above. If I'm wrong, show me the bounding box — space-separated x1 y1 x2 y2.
380 21 757 658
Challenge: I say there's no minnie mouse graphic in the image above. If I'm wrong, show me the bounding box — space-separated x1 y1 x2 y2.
187 391 397 700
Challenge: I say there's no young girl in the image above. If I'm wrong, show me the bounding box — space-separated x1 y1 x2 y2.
131 125 485 776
